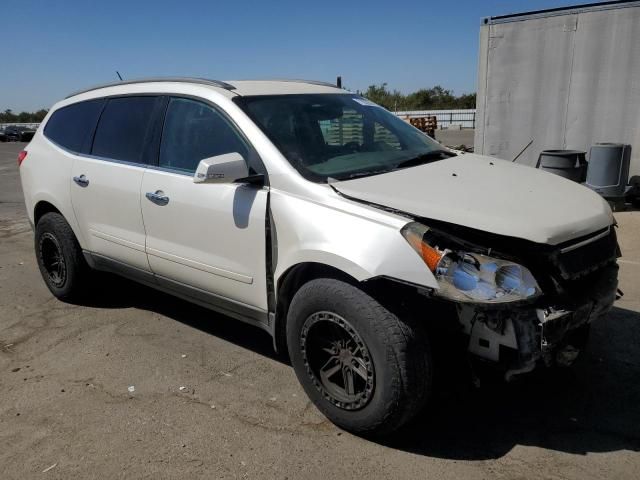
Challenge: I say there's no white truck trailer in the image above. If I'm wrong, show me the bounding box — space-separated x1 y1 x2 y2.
475 0 640 181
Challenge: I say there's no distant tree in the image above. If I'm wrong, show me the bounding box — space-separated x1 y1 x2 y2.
1 109 16 123
34 109 49 122
363 84 476 110
0 108 48 123
362 83 405 110
17 111 31 122
455 93 476 109
405 89 435 109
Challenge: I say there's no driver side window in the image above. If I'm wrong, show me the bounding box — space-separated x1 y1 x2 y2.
159 97 249 174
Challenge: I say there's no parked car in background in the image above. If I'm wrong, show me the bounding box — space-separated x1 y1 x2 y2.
18 78 620 436
0 126 6 142
1 125 20 141
4 125 37 142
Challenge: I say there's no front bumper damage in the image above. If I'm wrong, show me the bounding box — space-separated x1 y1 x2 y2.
457 263 619 380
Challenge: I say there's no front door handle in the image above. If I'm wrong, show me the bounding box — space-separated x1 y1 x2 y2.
145 190 170 206
73 175 89 187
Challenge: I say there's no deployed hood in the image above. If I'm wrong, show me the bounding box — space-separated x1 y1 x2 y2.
333 154 613 245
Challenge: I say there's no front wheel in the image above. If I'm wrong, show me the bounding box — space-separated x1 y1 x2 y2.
287 278 431 436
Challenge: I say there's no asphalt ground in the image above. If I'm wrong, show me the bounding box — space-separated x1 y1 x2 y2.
433 128 474 149
1 141 639 478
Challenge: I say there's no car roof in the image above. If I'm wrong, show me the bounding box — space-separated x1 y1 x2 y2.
226 79 345 96
65 77 346 100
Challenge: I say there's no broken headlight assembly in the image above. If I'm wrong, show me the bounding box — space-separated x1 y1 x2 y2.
401 222 540 304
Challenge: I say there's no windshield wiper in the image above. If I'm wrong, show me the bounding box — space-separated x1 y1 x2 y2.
329 168 393 182
327 149 456 182
394 149 456 170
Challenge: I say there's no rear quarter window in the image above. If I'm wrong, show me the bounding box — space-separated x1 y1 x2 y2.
44 99 105 153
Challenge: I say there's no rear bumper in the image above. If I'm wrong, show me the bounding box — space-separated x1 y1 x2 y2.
457 263 618 379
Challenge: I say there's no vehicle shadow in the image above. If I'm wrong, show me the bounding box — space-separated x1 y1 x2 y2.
80 275 640 459
83 272 282 363
377 305 640 459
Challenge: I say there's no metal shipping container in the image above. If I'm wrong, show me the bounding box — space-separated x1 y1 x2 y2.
475 0 640 177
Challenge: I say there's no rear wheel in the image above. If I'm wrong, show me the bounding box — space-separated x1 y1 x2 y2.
287 278 431 435
35 212 90 301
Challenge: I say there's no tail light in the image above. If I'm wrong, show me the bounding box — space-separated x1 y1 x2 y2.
17 150 27 167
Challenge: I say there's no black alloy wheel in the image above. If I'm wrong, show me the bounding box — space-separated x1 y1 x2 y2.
39 232 67 288
301 311 375 410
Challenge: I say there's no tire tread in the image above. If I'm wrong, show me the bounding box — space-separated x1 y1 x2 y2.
287 278 431 435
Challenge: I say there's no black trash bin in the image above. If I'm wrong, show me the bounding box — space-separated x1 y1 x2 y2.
537 150 587 183
586 143 631 199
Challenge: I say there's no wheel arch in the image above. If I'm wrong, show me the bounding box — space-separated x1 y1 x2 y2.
272 261 435 356
272 262 355 355
33 199 86 249
34 200 62 225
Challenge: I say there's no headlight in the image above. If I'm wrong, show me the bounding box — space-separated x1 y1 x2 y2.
401 222 540 303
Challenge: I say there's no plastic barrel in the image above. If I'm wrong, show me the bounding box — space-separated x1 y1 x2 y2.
586 143 631 198
537 150 587 182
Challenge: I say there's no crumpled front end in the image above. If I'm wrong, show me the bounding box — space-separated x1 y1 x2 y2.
456 227 620 380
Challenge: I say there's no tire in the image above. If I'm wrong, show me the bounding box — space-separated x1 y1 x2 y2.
553 324 591 368
35 212 89 301
287 278 431 436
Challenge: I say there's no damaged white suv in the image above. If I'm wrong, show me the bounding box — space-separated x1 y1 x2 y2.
19 78 619 435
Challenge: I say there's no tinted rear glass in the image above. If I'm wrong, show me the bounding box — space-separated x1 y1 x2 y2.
91 96 158 163
44 99 105 153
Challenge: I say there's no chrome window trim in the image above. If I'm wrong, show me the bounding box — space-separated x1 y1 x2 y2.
77 152 148 169
145 164 193 177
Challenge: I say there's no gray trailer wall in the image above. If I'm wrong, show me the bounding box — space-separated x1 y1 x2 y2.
475 2 640 176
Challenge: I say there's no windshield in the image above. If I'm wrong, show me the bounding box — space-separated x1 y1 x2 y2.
235 94 453 182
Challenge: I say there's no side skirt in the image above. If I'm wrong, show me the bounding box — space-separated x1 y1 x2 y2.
83 251 272 335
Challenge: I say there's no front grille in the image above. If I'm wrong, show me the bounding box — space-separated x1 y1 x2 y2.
554 228 618 279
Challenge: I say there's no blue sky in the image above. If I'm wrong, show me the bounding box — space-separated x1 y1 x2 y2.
3 0 579 112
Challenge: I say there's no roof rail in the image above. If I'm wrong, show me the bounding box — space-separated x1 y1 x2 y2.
255 78 341 88
65 77 236 99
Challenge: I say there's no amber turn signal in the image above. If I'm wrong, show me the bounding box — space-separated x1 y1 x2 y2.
400 222 443 272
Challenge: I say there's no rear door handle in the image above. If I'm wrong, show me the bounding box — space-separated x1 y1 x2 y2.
73 175 89 187
145 190 170 206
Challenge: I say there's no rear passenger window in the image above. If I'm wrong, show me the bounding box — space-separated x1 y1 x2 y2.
159 97 249 174
92 96 158 163
44 99 105 153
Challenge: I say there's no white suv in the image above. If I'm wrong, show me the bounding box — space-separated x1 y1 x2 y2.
19 78 619 435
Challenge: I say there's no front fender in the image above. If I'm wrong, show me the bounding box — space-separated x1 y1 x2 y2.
271 189 438 290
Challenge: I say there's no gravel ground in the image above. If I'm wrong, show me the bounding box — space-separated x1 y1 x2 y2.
1 141 639 479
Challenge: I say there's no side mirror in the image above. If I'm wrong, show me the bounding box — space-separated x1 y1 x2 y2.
193 152 249 184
